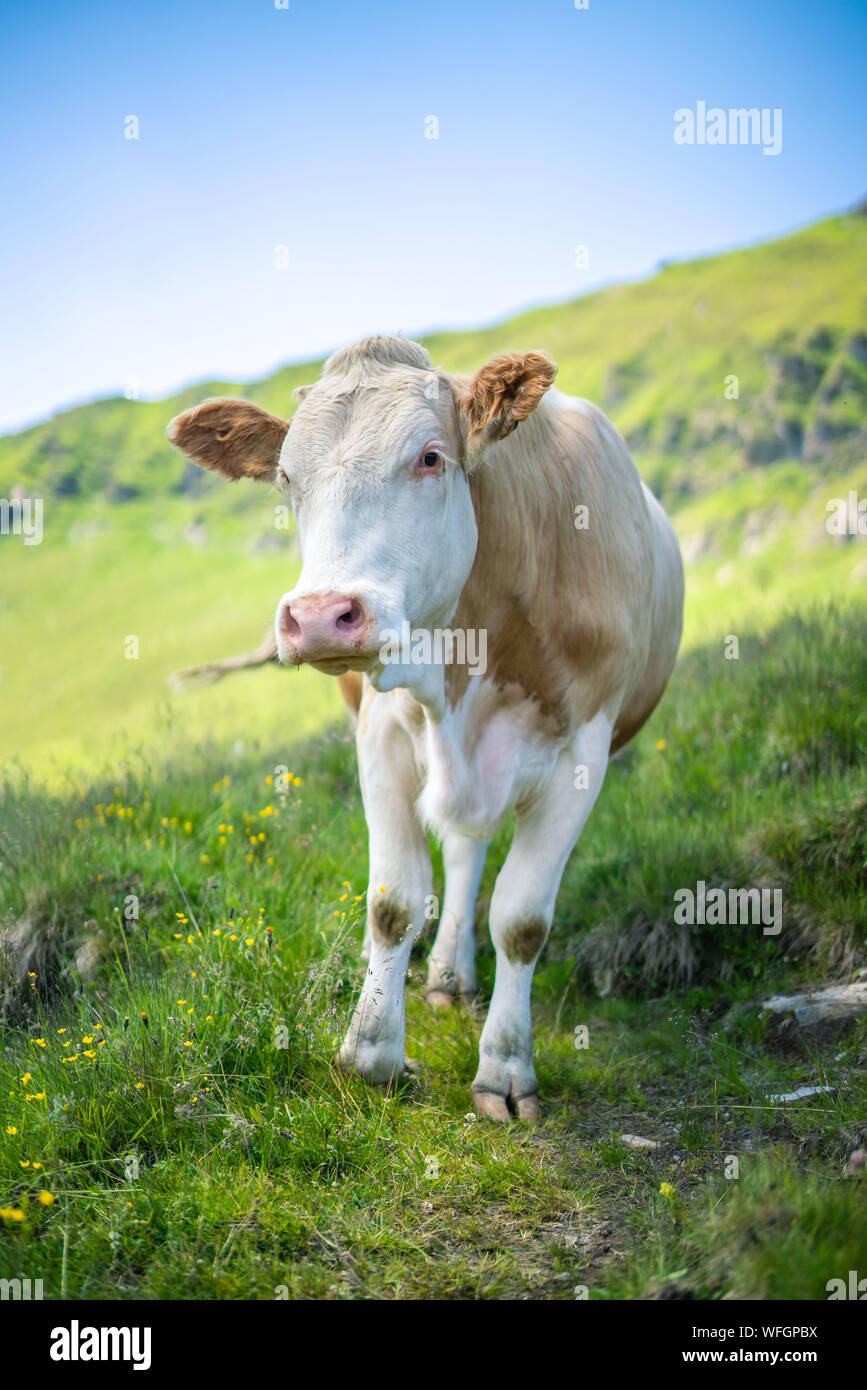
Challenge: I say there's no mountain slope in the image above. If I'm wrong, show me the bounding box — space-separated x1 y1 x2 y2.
1 211 866 508
0 210 865 777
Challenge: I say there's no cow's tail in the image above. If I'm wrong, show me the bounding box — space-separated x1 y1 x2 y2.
170 629 365 728
169 627 278 691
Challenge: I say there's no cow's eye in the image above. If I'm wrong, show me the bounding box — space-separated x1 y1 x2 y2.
415 448 444 475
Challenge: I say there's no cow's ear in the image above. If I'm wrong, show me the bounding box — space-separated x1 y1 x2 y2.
166 398 290 482
460 351 557 462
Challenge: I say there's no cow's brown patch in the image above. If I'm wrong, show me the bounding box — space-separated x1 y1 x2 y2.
371 894 411 947
502 916 548 965
443 388 684 751
446 398 643 733
167 398 289 482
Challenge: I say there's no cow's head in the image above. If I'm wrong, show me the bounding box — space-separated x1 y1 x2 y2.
167 337 556 709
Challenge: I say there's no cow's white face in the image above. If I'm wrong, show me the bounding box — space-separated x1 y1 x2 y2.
274 360 477 706
166 337 556 712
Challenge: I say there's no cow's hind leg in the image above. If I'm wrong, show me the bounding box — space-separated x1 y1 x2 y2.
337 696 431 1086
472 713 612 1121
425 833 488 1008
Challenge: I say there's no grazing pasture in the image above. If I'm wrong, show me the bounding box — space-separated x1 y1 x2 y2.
1 210 866 1298
0 604 865 1298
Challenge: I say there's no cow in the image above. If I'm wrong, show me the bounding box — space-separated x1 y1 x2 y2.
167 335 684 1120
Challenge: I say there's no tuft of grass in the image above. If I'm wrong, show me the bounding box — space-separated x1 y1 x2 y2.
606 1151 867 1301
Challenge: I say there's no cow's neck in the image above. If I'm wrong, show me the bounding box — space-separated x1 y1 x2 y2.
399 400 586 832
445 400 586 733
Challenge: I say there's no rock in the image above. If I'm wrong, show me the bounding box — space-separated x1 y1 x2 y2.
761 981 867 1029
107 481 141 503
767 1085 835 1105
739 420 787 464
816 360 864 405
767 351 823 391
775 417 804 457
621 1134 659 1151
847 331 867 365
848 1149 867 1174
804 326 835 353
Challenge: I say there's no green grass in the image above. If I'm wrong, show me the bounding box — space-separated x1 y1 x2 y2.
1 208 866 1298
0 492 343 776
1 601 865 1299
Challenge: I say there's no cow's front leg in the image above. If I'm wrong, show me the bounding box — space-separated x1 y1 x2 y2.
425 832 488 1007
472 713 612 1120
337 695 431 1086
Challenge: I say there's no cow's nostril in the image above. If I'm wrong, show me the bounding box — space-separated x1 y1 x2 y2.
336 601 362 629
280 606 302 640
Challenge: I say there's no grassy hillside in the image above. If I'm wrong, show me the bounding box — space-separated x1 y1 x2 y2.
2 212 866 510
1 602 864 1299
0 209 865 778
1 461 864 778
0 493 342 774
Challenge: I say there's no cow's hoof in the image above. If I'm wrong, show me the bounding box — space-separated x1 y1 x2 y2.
513 1092 540 1122
472 1089 510 1121
471 1088 540 1122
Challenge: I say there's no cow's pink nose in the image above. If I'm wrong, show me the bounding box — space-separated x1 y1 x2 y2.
279 593 371 663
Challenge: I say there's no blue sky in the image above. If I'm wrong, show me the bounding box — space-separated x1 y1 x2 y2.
0 0 864 433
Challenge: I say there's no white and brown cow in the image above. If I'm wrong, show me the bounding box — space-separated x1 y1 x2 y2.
168 336 683 1119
